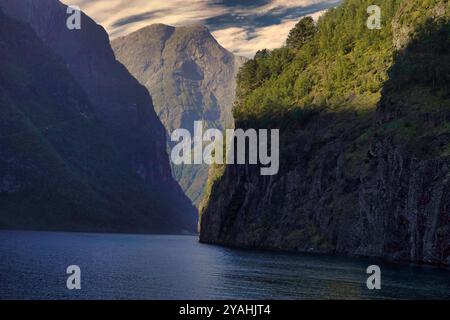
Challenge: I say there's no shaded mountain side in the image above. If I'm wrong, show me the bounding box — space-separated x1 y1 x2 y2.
200 0 450 265
0 1 196 233
112 24 246 205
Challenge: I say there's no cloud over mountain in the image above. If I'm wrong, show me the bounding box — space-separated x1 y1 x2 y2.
62 0 340 57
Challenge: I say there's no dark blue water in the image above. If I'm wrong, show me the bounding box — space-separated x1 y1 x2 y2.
0 230 449 300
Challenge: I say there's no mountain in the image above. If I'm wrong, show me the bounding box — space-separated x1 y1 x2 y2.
0 0 197 233
111 24 246 205
200 0 450 265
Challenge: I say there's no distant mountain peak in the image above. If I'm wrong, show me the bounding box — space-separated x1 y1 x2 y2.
179 23 210 32
112 23 246 206
132 23 175 34
113 23 218 53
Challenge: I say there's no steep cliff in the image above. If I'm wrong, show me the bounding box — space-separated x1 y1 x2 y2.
200 0 450 265
112 24 245 205
0 0 197 233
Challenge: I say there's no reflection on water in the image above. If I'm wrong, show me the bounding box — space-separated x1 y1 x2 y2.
0 231 449 300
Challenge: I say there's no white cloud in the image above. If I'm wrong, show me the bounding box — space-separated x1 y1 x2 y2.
258 0 331 13
212 10 327 57
62 0 227 37
61 0 334 57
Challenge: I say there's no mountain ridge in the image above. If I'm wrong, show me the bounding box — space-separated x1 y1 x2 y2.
112 23 246 205
0 0 197 233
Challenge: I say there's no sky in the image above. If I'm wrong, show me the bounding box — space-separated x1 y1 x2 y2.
62 0 342 57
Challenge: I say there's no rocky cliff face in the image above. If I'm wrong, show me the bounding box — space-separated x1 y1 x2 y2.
358 9 450 264
0 0 197 233
112 24 245 205
200 0 450 265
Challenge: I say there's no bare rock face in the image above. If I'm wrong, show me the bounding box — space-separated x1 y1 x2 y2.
0 0 197 233
112 24 246 205
200 112 450 265
357 138 450 264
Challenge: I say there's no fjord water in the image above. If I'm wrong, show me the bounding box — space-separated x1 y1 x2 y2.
0 231 449 300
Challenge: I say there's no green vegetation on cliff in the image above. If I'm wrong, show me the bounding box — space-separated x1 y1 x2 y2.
216 0 449 168
234 0 400 123
234 0 448 123
200 0 449 264
203 0 449 198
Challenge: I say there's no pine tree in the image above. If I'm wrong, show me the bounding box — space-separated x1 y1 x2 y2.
286 16 317 50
